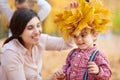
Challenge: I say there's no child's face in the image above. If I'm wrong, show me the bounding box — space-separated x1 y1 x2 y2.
15 1 34 10
15 1 30 9
73 28 97 50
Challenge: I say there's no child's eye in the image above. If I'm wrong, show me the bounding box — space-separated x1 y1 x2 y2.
80 33 87 38
81 34 85 37
81 33 87 38
73 35 79 38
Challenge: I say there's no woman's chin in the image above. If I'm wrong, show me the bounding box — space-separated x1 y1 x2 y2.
34 41 39 45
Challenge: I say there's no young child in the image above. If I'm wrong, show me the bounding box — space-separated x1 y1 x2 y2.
0 0 51 37
54 0 112 80
0 0 51 21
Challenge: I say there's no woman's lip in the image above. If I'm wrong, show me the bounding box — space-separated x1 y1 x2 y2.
32 36 39 40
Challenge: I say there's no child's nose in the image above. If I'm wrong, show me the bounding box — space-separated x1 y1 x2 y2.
77 36 82 41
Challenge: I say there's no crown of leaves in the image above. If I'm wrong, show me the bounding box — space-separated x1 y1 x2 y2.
55 0 111 41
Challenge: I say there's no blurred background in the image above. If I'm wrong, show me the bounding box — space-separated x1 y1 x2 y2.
0 0 120 80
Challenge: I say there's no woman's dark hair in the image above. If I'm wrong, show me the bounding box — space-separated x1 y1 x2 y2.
3 8 40 45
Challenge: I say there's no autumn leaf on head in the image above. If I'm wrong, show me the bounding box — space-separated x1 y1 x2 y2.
54 0 111 41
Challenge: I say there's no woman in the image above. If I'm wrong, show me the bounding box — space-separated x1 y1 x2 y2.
1 8 74 80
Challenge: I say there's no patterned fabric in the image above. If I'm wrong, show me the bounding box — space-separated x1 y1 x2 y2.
63 45 112 80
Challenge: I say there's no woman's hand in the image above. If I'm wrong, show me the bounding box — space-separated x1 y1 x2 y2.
47 70 66 80
55 71 65 80
88 62 100 75
54 70 66 80
65 1 79 9
70 1 79 8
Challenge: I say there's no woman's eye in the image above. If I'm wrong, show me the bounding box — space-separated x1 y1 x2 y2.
37 23 42 28
27 25 33 30
37 24 41 28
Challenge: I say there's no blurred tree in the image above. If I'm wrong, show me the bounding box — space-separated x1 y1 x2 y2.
0 0 120 39
0 0 14 39
43 0 71 36
112 10 120 35
0 13 8 39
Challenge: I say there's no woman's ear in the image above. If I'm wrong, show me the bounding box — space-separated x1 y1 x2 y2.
15 1 18 9
19 34 22 37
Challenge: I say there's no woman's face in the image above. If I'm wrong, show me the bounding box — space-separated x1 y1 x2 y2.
20 17 42 48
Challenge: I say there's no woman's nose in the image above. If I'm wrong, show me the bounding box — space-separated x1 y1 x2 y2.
34 27 42 34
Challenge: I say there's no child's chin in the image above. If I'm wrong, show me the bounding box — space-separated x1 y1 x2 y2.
78 46 87 50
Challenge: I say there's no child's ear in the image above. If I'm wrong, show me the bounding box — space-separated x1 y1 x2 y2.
93 32 98 41
94 32 98 37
